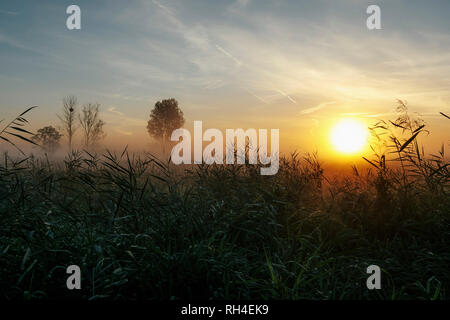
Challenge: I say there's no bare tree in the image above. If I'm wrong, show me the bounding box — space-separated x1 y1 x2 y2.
79 103 105 149
58 95 78 152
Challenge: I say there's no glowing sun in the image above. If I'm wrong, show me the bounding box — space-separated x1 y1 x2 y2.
331 119 368 154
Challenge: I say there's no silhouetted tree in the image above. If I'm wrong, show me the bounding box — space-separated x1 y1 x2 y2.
147 98 185 154
79 103 105 149
58 95 78 152
32 126 62 153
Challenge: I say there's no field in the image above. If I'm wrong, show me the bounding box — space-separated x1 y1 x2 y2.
0 106 449 300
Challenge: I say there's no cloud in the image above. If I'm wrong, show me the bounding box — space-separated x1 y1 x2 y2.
300 101 336 115
150 0 210 51
0 32 66 64
236 0 251 7
215 45 242 66
87 0 449 112
108 107 124 116
2 0 449 144
228 0 251 14
276 89 296 104
0 32 31 51
0 10 19 16
245 89 269 104
151 0 174 16
105 106 147 136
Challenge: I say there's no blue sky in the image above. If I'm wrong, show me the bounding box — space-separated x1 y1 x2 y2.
0 0 449 154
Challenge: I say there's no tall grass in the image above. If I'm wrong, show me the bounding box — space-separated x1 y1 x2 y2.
0 104 448 300
0 106 38 155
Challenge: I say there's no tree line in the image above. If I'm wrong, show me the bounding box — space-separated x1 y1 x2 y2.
32 96 106 153
30 96 184 154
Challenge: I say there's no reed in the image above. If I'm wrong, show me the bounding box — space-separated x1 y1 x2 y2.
0 105 448 300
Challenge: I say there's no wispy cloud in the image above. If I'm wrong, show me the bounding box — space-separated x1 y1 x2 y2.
151 0 174 16
228 0 251 14
0 9 19 16
0 32 67 64
215 45 242 66
105 106 147 137
108 107 124 116
300 101 336 115
276 89 296 104
1 0 449 149
245 89 269 104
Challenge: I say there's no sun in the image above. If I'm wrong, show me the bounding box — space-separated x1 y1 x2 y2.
330 119 368 154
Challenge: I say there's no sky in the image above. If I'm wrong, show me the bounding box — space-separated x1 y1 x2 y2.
0 0 449 160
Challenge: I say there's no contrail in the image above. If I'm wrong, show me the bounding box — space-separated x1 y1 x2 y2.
215 44 242 66
276 89 296 104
